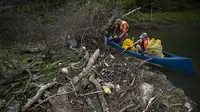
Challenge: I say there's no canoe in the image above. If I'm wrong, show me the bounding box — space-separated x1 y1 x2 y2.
106 37 195 75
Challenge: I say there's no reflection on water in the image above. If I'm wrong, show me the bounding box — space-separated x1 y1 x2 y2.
130 25 200 110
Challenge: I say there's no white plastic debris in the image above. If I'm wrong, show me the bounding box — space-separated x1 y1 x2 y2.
115 84 120 92
184 102 192 112
104 63 109 67
139 83 154 106
110 54 115 59
82 46 86 50
61 68 69 74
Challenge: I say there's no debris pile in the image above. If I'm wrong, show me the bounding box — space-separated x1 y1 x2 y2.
0 48 193 112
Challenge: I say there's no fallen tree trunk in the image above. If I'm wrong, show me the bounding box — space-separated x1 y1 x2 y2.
22 81 57 112
72 49 100 84
100 13 118 32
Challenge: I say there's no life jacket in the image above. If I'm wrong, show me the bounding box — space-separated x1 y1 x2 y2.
140 37 150 50
120 21 129 33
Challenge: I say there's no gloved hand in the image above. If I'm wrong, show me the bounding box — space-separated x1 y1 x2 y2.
114 35 118 39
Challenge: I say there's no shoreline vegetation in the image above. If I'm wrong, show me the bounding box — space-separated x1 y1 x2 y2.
126 10 200 23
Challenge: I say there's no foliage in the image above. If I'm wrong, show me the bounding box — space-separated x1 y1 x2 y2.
126 11 200 23
135 0 200 12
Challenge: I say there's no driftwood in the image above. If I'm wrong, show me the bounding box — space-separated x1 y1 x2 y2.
28 90 75 111
48 87 74 112
22 68 33 92
121 7 142 18
89 73 109 112
119 104 135 112
143 91 163 112
22 81 57 112
100 9 119 32
136 58 153 69
72 49 100 84
78 90 103 96
32 74 46 81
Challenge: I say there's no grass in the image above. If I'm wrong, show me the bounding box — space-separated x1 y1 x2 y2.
126 10 200 23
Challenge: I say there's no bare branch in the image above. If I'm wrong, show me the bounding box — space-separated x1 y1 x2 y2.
22 81 57 112
89 73 109 112
72 49 100 84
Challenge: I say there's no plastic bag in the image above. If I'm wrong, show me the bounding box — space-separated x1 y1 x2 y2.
122 38 136 52
146 38 164 58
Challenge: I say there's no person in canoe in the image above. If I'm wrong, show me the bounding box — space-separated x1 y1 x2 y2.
133 32 150 54
112 19 129 45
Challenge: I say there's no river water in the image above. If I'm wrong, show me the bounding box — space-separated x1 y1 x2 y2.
130 24 200 111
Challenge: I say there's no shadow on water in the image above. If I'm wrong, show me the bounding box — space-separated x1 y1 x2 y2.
130 24 200 111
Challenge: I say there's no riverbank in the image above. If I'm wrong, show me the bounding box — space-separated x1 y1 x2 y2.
0 46 195 112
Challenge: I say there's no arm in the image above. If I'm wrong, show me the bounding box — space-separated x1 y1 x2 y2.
133 39 141 46
118 24 127 38
113 24 118 35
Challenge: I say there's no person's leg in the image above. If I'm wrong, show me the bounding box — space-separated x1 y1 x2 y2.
136 45 141 53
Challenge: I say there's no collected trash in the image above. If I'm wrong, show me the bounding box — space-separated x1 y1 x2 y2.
103 86 111 94
146 38 164 58
61 68 69 74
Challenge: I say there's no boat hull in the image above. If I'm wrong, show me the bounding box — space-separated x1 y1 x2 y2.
107 38 195 75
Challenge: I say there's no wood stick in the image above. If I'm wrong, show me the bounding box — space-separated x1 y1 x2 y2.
89 73 109 112
136 58 153 69
70 81 78 97
28 90 75 111
32 74 46 81
72 49 100 84
79 91 103 96
5 95 16 108
22 81 56 112
119 104 135 112
121 7 142 18
22 68 33 92
143 91 163 112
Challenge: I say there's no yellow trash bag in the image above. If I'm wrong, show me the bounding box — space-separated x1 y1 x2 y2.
146 38 164 58
122 38 136 52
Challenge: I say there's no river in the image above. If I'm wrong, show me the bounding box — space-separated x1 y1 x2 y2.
130 24 200 111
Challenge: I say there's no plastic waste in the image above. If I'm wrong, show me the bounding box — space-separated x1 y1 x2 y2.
61 68 69 74
146 38 164 58
122 38 136 52
103 86 111 94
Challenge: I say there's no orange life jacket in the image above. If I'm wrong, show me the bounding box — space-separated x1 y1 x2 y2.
139 37 150 50
120 21 129 33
